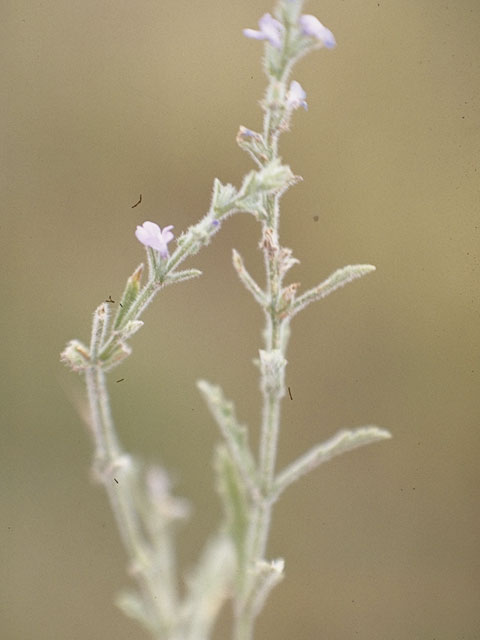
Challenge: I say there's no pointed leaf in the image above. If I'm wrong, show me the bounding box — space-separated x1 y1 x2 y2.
180 535 235 640
290 264 376 318
215 445 249 566
248 558 285 621
197 380 258 499
90 303 111 359
232 249 266 306
166 268 202 285
113 264 144 330
273 426 391 499
115 589 157 634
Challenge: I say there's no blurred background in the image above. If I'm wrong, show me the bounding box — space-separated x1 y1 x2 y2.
2 1 480 638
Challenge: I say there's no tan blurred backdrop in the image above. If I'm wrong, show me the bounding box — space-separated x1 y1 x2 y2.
2 1 480 639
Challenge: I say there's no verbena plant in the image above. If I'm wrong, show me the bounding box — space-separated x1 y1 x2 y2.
61 2 390 639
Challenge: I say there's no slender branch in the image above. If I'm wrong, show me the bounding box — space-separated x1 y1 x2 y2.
85 366 173 637
289 264 376 318
197 380 260 502
273 426 392 500
232 250 267 307
233 69 292 636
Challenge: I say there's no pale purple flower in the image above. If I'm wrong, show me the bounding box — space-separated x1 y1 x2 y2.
135 221 174 259
286 80 308 111
243 13 285 49
239 127 256 138
299 14 336 49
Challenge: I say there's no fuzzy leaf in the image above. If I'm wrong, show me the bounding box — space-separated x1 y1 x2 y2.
290 264 376 318
273 426 391 499
197 380 258 499
167 269 202 284
113 264 144 330
115 589 157 634
215 445 249 566
180 535 235 640
232 249 266 306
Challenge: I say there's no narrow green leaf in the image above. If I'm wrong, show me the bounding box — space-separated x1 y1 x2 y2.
215 445 249 566
273 426 391 499
180 534 235 640
290 264 376 318
232 249 266 306
115 589 157 635
113 263 144 330
166 268 202 284
197 380 258 499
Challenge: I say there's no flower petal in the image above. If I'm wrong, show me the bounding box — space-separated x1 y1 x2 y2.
287 81 308 111
299 14 336 49
135 221 174 257
243 13 284 49
243 28 265 41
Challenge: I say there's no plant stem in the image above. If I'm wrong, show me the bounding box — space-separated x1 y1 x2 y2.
234 182 288 638
85 365 175 638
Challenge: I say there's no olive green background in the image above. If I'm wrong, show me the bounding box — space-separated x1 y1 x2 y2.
2 1 479 639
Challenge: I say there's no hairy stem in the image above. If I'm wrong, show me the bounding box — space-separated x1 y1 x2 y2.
85 366 176 638
233 127 289 637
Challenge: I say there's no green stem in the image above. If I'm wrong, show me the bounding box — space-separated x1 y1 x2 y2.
85 365 175 638
234 191 288 640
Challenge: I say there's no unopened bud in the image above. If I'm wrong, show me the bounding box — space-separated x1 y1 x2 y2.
211 178 238 215
259 349 287 396
100 340 131 371
114 264 144 330
236 126 269 163
61 340 90 372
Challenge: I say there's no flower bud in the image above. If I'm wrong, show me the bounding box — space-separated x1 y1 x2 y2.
61 340 90 372
100 340 131 371
236 126 269 163
114 264 144 330
259 349 287 396
211 178 238 216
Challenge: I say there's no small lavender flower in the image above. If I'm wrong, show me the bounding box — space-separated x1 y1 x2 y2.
243 13 284 49
299 14 336 49
135 221 174 259
286 80 308 110
239 127 257 138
